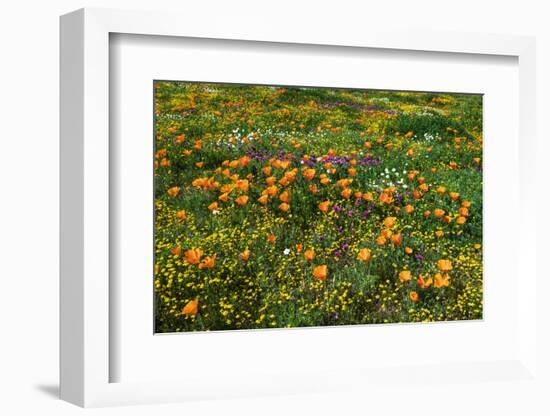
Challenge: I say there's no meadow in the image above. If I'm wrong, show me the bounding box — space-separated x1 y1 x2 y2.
154 81 483 332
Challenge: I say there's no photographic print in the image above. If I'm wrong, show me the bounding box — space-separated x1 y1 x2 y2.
154 81 482 333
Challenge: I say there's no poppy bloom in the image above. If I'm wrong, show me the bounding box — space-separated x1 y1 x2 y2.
309 185 319 193
235 195 249 206
456 216 467 225
404 247 413 255
296 243 303 252
313 265 328 281
357 248 372 262
434 208 445 218
303 168 316 180
383 217 397 228
449 192 460 201
235 179 249 192
399 270 412 282
348 167 357 177
176 210 187 221
424 210 431 218
175 134 185 143
437 186 447 194
362 192 373 201
434 273 450 288
208 201 219 211
419 183 429 192
219 193 229 202
409 291 419 302
193 139 203 150
167 186 180 197
304 249 315 261
435 230 444 238
417 276 433 289
391 233 402 246
263 166 272 176
376 235 387 246
279 202 290 212
185 248 203 265
171 245 181 256
198 255 216 269
279 191 290 203
258 195 268 205
182 299 199 316
341 188 352 199
265 185 278 196
437 259 453 272
458 207 469 217
319 201 331 213
404 204 414 214
239 249 251 261
267 234 277 244
265 176 277 186
195 161 204 168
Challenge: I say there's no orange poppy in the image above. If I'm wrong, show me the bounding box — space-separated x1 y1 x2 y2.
263 166 272 176
265 185 278 196
319 201 331 213
435 230 444 238
404 247 413 255
357 248 372 262
437 259 453 272
208 201 219 211
265 176 277 186
279 202 290 212
404 204 414 214
279 191 290 203
171 245 181 256
456 216 467 225
341 188 352 199
409 291 419 302
449 192 460 201
219 193 230 202
296 243 303 252
376 235 387 246
434 273 450 288
458 207 469 217
362 192 373 201
424 210 431 218
239 249 251 261
304 249 315 261
182 299 199 316
167 186 180 197
348 167 357 177
198 255 216 269
383 217 397 228
176 210 187 221
417 276 433 289
437 186 447 194
399 270 412 282
303 169 316 181
434 208 445 218
258 195 268 205
391 233 402 246
235 179 249 192
267 234 277 244
235 195 249 206
313 265 328 281
185 248 203 265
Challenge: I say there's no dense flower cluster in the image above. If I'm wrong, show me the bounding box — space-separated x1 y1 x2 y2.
154 82 483 332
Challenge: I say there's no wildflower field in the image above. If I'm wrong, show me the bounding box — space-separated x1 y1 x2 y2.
154 81 483 332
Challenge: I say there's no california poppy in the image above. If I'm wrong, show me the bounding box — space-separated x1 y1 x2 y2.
279 202 290 212
409 291 419 302
239 249 251 261
185 248 203 265
167 186 180 197
199 255 216 269
313 265 328 281
399 270 412 282
182 299 199 316
176 210 187 220
304 249 315 261
357 248 372 262
434 273 450 288
319 201 331 213
437 259 453 272
235 195 249 206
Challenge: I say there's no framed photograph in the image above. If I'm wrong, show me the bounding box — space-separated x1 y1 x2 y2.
60 8 540 409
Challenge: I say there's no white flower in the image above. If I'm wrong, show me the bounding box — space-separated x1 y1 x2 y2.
283 248 290 255
212 210 220 215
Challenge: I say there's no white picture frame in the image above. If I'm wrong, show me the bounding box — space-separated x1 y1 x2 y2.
60 7 539 408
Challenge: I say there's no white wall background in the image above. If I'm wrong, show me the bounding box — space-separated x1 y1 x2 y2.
0 1 547 415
